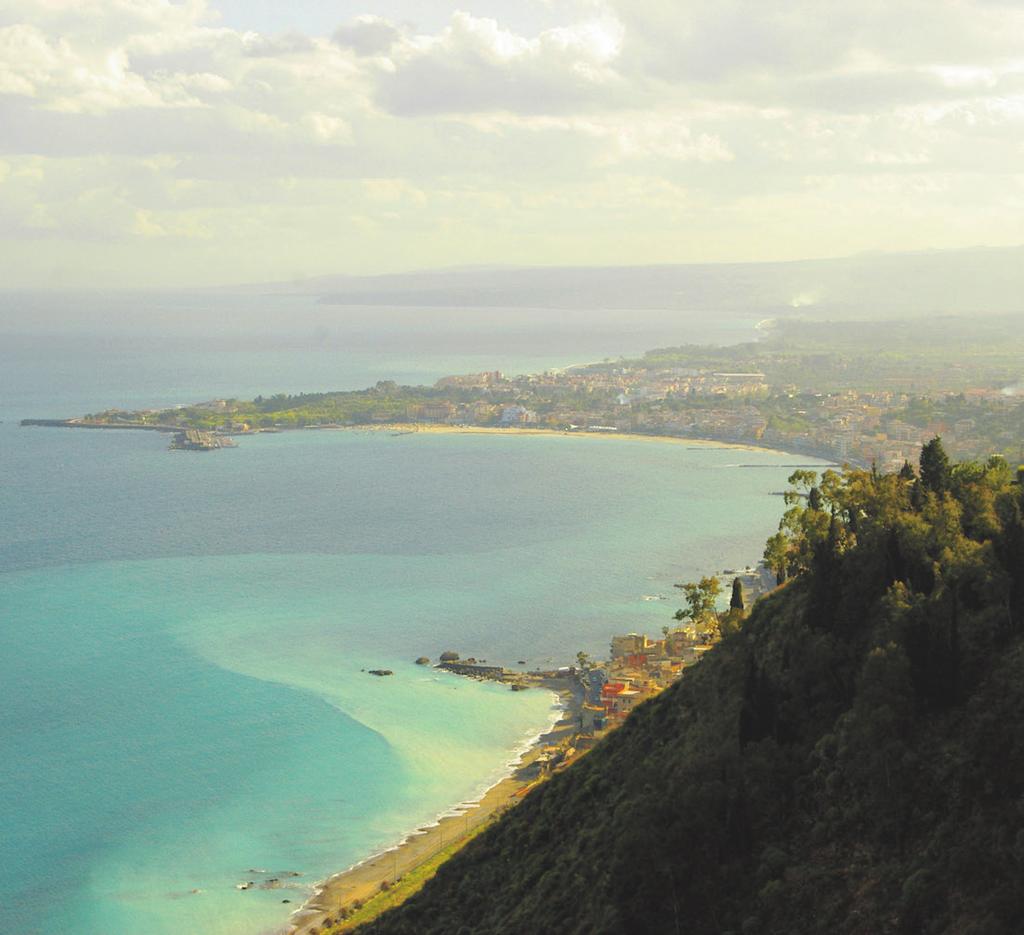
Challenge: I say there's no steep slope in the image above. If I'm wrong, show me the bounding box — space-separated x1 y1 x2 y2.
353 454 1024 935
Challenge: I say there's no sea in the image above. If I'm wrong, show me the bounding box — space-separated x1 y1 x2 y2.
0 295 823 935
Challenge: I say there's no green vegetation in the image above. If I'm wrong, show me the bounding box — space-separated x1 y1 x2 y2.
730 576 745 611
637 315 1024 393
920 436 952 495
319 825 489 934
673 575 721 626
357 442 1024 935
84 382 461 430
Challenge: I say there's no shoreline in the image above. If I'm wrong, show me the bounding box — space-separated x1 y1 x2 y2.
19 418 844 466
220 422 802 934
299 422 841 464
20 414 825 935
286 678 583 935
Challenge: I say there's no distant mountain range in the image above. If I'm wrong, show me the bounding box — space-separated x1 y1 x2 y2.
240 245 1024 319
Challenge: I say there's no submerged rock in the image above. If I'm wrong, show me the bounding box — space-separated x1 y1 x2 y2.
368 669 393 677
415 656 430 665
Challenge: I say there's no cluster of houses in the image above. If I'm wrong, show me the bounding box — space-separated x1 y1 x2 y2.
574 564 774 736
758 389 1022 470
579 628 715 734
412 363 1022 469
521 367 769 401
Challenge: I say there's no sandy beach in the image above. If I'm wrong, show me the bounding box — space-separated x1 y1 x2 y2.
310 421 813 458
286 679 583 934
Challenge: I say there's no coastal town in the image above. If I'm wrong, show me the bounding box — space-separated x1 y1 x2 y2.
435 563 772 742
25 318 1024 471
293 562 772 934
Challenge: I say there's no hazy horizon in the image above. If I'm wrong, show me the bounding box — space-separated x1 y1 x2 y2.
4 0 1024 289
3 241 1024 294
3 245 1024 343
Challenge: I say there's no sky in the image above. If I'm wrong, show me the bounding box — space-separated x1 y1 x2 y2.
2 0 1024 288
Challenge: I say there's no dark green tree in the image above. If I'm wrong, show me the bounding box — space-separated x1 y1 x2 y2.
674 576 722 636
730 577 745 611
764 532 789 585
807 486 823 511
783 469 819 505
919 436 951 495
899 460 916 481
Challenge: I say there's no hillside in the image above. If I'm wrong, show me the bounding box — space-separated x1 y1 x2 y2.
350 447 1024 935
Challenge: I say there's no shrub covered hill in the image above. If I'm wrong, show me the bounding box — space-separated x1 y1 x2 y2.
354 441 1024 935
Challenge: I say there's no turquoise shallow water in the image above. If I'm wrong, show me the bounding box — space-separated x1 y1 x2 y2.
0 428 822 935
0 304 818 935
2 554 556 935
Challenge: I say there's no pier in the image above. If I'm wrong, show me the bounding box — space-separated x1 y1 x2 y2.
169 429 236 451
436 661 506 679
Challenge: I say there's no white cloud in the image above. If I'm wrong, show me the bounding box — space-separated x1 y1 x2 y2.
372 12 625 115
0 21 208 112
1 0 1023 286
612 0 1024 83
333 16 401 57
239 31 314 57
303 111 352 143
457 112 733 165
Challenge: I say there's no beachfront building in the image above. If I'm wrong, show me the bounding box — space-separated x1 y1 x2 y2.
601 680 641 721
500 405 539 425
471 401 499 422
580 702 606 734
419 401 458 422
610 633 651 659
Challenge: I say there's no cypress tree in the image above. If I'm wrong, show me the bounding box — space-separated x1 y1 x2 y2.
920 437 951 495
730 577 745 611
